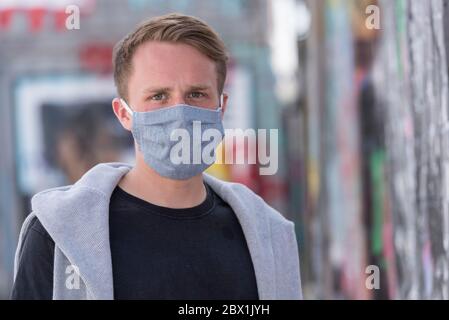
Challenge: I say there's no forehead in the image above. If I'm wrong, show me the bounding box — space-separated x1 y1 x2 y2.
130 41 217 86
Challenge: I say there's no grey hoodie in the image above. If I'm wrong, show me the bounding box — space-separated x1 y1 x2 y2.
13 162 302 300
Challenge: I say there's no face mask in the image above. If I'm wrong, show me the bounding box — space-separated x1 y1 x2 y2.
120 96 225 180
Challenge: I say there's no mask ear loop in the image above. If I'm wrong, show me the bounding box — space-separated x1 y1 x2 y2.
217 94 224 112
120 98 134 115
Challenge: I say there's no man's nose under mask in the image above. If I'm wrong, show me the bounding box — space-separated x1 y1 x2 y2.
120 97 225 180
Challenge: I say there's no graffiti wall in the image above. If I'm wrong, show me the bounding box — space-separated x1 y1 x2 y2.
297 0 449 299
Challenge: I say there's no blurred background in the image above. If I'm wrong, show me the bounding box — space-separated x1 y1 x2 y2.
1 0 449 300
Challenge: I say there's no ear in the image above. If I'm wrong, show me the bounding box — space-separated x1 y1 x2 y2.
220 93 229 119
112 97 132 131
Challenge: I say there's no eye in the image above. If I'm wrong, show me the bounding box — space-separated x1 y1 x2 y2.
150 93 167 101
188 92 207 99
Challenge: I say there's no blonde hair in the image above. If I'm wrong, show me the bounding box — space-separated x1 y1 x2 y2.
113 13 229 100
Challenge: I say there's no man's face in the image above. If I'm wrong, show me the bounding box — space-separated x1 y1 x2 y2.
127 41 224 112
111 41 228 173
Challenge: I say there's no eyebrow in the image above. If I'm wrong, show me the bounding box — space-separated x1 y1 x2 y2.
189 85 212 91
142 84 212 95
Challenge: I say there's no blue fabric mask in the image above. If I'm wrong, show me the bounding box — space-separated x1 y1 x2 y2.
120 97 225 180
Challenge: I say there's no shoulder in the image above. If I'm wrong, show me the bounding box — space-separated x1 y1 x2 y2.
22 215 54 247
15 215 55 281
12 216 55 300
28 216 54 242
204 174 294 228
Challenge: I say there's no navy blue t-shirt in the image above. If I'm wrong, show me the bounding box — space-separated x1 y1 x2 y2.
11 183 259 300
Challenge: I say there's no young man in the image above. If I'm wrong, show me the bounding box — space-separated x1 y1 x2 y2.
11 13 302 300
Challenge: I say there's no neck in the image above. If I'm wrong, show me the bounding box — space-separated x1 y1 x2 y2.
118 155 207 209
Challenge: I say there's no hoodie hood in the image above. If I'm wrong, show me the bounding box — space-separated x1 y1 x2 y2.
31 162 131 299
20 162 302 299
